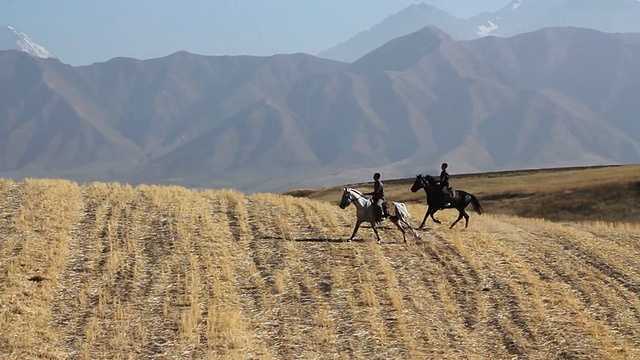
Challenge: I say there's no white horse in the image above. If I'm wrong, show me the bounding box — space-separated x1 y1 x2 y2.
339 187 420 243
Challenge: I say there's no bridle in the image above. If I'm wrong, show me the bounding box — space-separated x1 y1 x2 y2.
415 175 428 189
341 188 369 207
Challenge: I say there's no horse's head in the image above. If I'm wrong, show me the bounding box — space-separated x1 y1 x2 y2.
339 188 368 209
339 188 353 209
411 175 424 192
423 174 438 187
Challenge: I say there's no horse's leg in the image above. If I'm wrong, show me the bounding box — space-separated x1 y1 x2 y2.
348 221 362 242
418 207 429 229
371 222 382 244
449 209 465 229
460 200 471 228
430 207 442 224
399 218 420 239
399 219 419 242
390 218 407 243
463 210 470 228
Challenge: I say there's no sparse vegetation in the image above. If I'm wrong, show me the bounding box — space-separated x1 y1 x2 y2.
1 169 640 358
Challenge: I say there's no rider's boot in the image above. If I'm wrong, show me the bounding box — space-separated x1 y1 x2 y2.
376 207 385 223
443 191 452 208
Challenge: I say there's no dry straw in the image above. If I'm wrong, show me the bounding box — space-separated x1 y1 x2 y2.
0 178 639 359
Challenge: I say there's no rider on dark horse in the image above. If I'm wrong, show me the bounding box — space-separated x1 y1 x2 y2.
439 163 453 208
365 172 388 222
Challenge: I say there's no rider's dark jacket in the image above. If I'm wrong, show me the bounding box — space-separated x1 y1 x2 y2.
366 180 385 202
439 170 450 188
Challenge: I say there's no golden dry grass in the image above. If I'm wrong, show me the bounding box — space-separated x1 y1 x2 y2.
1 177 640 359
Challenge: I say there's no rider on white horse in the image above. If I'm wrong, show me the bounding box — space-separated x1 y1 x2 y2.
339 187 419 243
364 172 387 222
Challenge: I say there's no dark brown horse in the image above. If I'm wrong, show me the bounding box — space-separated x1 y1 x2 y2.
410 174 483 229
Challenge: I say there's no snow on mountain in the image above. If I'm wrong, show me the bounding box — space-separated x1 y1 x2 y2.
0 25 54 59
510 1 523 10
477 20 499 36
473 0 640 39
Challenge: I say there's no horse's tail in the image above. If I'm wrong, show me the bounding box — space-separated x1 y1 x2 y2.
392 202 412 223
470 194 483 215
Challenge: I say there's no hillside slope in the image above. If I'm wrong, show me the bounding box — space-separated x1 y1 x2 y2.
1 178 640 358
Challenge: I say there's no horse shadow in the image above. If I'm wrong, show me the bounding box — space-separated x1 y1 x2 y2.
261 235 400 244
259 235 357 243
294 237 356 243
295 237 408 244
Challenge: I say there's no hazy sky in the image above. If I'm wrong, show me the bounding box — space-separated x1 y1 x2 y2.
1 0 509 66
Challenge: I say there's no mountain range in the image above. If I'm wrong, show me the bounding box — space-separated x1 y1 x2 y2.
319 0 640 63
1 25 640 192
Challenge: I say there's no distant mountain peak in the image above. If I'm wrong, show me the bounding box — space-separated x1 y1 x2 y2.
0 25 54 59
350 25 453 73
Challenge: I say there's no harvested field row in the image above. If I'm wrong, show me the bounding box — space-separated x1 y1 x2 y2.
1 178 639 359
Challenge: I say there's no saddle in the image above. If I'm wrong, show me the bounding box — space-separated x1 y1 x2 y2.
382 201 390 216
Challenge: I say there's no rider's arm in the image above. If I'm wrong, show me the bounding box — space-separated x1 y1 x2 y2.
365 182 380 196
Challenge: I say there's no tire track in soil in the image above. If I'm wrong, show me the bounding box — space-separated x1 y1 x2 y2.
344 208 426 356
376 238 448 358
222 193 283 359
366 245 416 358
553 224 640 296
313 243 360 357
51 186 152 357
0 180 26 349
0 180 24 271
340 242 409 359
498 218 640 310
546 225 640 346
50 186 101 356
291 202 328 240
482 217 632 357
120 188 178 357
178 192 241 359
243 196 297 358
407 230 486 349
377 237 445 357
479 219 580 348
444 220 561 358
331 243 376 358
273 197 368 357
280 237 340 357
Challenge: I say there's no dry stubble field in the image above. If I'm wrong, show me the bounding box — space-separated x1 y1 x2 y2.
1 177 640 359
